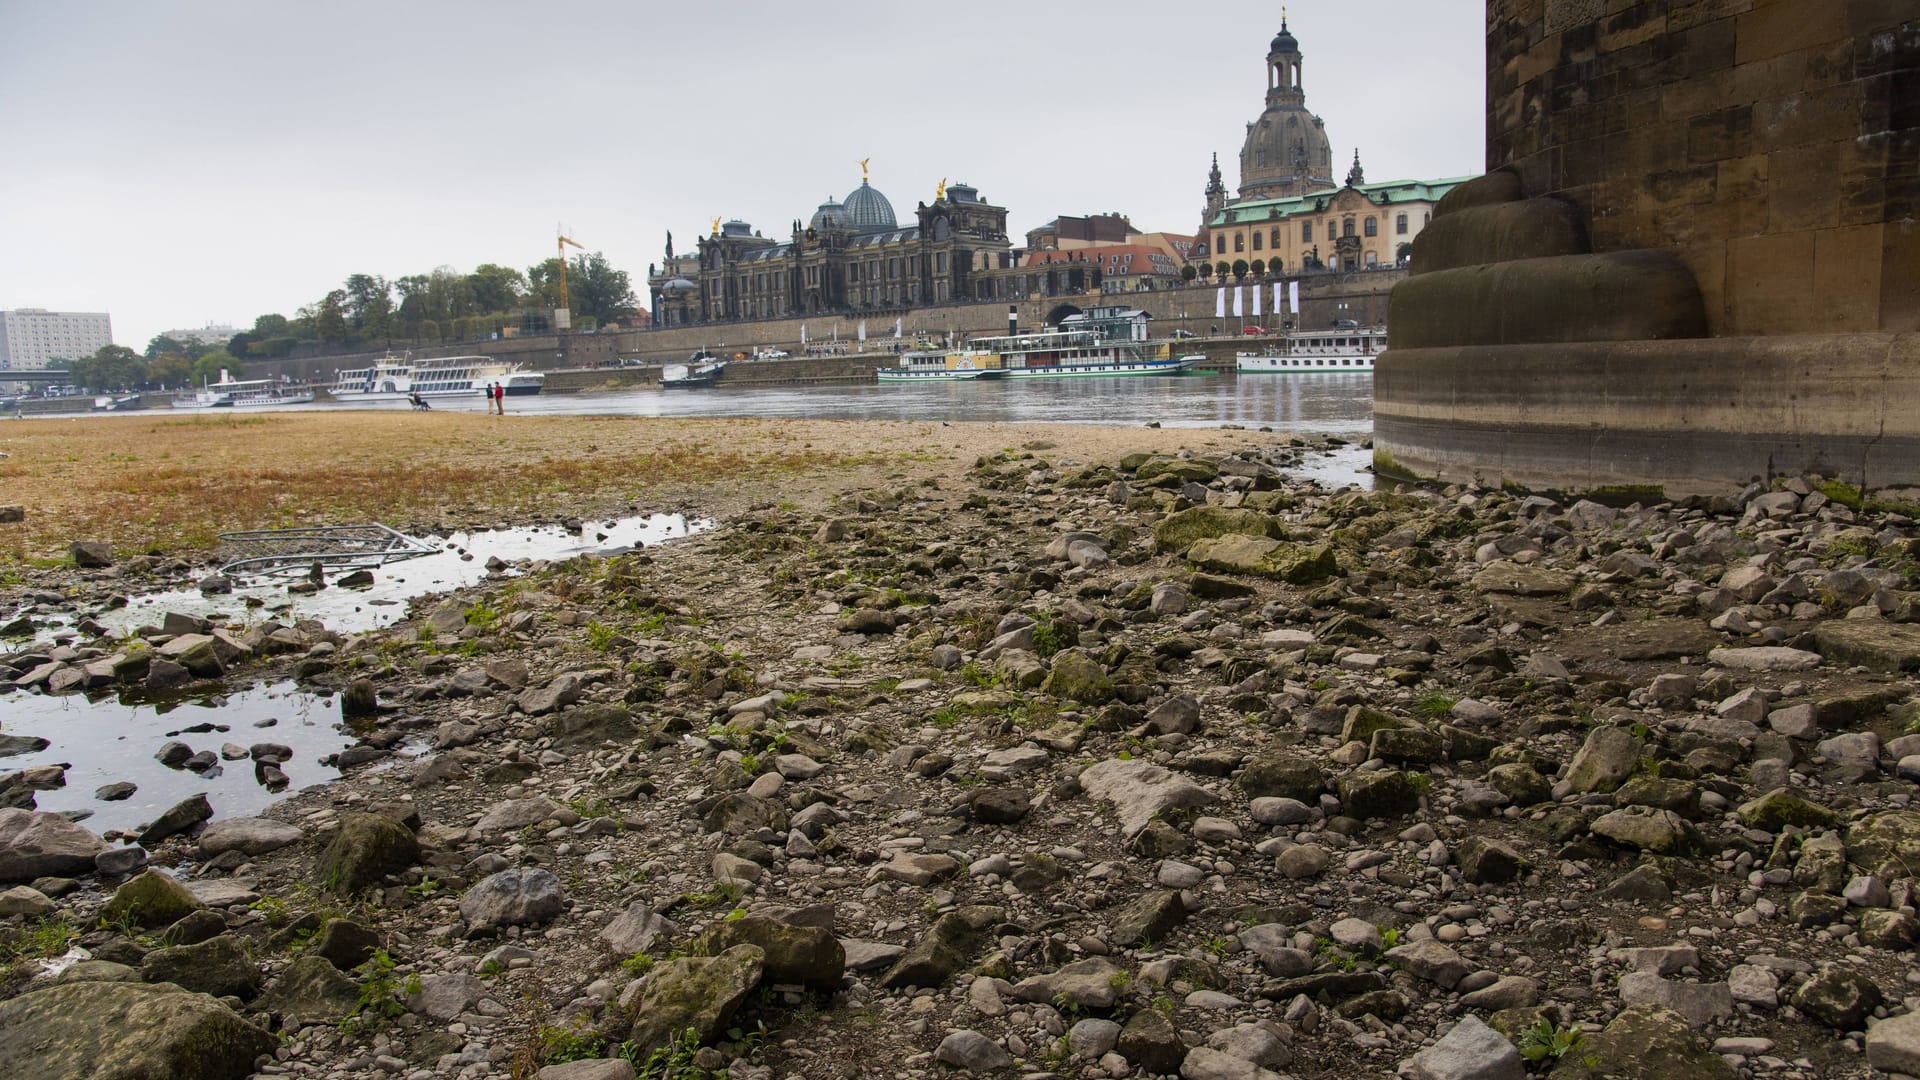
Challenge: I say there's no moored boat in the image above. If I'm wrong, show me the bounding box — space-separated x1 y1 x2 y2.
173 370 313 409
661 354 727 389
877 306 1204 382
1235 326 1386 374
328 354 544 403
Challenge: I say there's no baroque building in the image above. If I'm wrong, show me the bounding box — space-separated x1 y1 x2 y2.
1193 16 1469 278
648 170 1014 328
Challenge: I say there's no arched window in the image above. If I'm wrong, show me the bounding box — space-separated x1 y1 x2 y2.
1251 232 1263 251
1302 221 1313 242
1396 213 1409 235
1271 228 1281 248
1342 220 1354 237
1234 233 1245 252
1364 217 1377 237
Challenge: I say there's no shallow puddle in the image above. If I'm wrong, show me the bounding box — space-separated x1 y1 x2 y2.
15 513 710 643
0 680 361 835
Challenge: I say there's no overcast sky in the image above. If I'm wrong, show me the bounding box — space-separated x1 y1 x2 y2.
0 0 1485 349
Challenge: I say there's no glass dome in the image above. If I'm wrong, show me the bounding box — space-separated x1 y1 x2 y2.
842 180 897 232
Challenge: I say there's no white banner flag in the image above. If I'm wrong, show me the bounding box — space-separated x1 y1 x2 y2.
858 320 867 342
894 318 902 338
1274 283 1282 313
800 324 807 344
1253 286 1262 318
1215 287 1226 318
1288 281 1300 314
1232 286 1243 317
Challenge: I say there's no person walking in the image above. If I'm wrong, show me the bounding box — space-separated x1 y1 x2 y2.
493 381 505 415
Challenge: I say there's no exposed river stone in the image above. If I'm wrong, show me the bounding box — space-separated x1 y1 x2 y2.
0 807 109 882
0 980 274 1080
623 944 764 1060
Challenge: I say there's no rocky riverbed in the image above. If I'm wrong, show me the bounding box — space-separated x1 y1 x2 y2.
5 430 1920 1080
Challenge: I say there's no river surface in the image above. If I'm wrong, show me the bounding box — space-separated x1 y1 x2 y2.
136 370 1377 432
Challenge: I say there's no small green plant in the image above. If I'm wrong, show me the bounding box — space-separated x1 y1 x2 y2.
340 949 407 1034
626 1026 709 1078
538 1020 608 1065
464 599 502 632
1407 772 1434 796
620 952 656 976
476 958 503 978
1030 610 1070 659
0 917 77 964
247 894 290 927
1379 926 1401 949
1414 692 1456 718
566 796 614 820
1106 968 1134 991
1517 1017 1586 1063
405 876 442 898
586 621 618 652
1204 934 1232 958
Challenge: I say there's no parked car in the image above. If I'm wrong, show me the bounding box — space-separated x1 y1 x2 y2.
1330 318 1359 329
1241 325 1269 335
1169 329 1198 339
754 348 790 360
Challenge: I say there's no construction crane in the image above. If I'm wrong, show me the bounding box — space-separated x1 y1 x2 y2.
555 231 584 330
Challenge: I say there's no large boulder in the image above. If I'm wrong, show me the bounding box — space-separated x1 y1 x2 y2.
1402 1014 1526 1080
623 944 765 1061
459 868 565 930
101 870 204 930
0 980 275 1080
698 916 844 990
1846 811 1920 879
1565 726 1641 794
0 808 109 882
139 934 263 1000
1547 1005 1733 1080
1237 753 1328 801
1186 535 1338 584
1080 758 1218 838
880 906 1003 989
258 954 360 1026
1040 650 1114 705
1810 620 1920 673
1152 507 1282 554
316 812 418 896
197 817 303 857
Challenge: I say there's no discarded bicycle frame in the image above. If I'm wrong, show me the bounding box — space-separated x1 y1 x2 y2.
216 523 438 579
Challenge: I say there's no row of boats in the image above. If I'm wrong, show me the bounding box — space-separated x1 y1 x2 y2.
149 312 1380 409
171 356 546 409
875 306 1383 382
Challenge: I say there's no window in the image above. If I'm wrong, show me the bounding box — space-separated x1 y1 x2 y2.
1302 221 1312 242
1365 252 1379 266
1271 228 1281 248
1396 213 1408 235
1234 233 1244 252
1252 232 1263 251
1364 217 1377 237
1217 232 1229 254
936 252 948 273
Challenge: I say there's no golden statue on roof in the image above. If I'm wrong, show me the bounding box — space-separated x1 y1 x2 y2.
859 157 870 180
710 217 721 236
937 178 947 200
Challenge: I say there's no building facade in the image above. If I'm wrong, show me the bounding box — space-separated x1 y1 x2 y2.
1192 17 1469 278
0 308 114 370
648 174 1015 328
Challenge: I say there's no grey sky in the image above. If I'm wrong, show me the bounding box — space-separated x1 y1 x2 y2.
0 0 1485 349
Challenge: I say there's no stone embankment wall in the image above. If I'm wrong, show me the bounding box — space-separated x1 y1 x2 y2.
1376 0 1920 498
238 273 1402 386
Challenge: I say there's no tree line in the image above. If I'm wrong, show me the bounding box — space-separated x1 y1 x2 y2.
227 253 638 360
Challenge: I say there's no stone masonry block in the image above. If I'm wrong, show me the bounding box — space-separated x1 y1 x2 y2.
1813 225 1887 332
1735 0 1848 65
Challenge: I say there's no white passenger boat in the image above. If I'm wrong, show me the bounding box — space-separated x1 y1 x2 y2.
172 370 314 409
878 306 1204 382
1235 326 1386 374
329 355 544 402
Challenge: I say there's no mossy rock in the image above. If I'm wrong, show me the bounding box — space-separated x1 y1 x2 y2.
1846 810 1920 878
623 944 766 1060
1548 1004 1733 1080
316 813 418 896
1337 770 1421 819
1039 650 1114 705
138 935 262 1001
1134 458 1220 484
1187 536 1337 584
0 980 276 1080
102 870 204 930
1736 788 1837 832
697 916 843 989
1151 507 1284 554
1236 753 1328 802
258 953 359 1026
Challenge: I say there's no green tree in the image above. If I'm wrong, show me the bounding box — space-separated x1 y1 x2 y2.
343 274 394 343
144 335 187 359
467 263 525 314
1250 258 1266 279
1231 259 1249 281
1180 264 1197 283
1214 261 1231 281
192 350 241 384
526 252 635 325
147 352 194 389
70 345 147 391
315 290 349 344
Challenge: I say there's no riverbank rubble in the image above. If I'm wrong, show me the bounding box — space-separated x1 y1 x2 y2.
3 439 1920 1080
